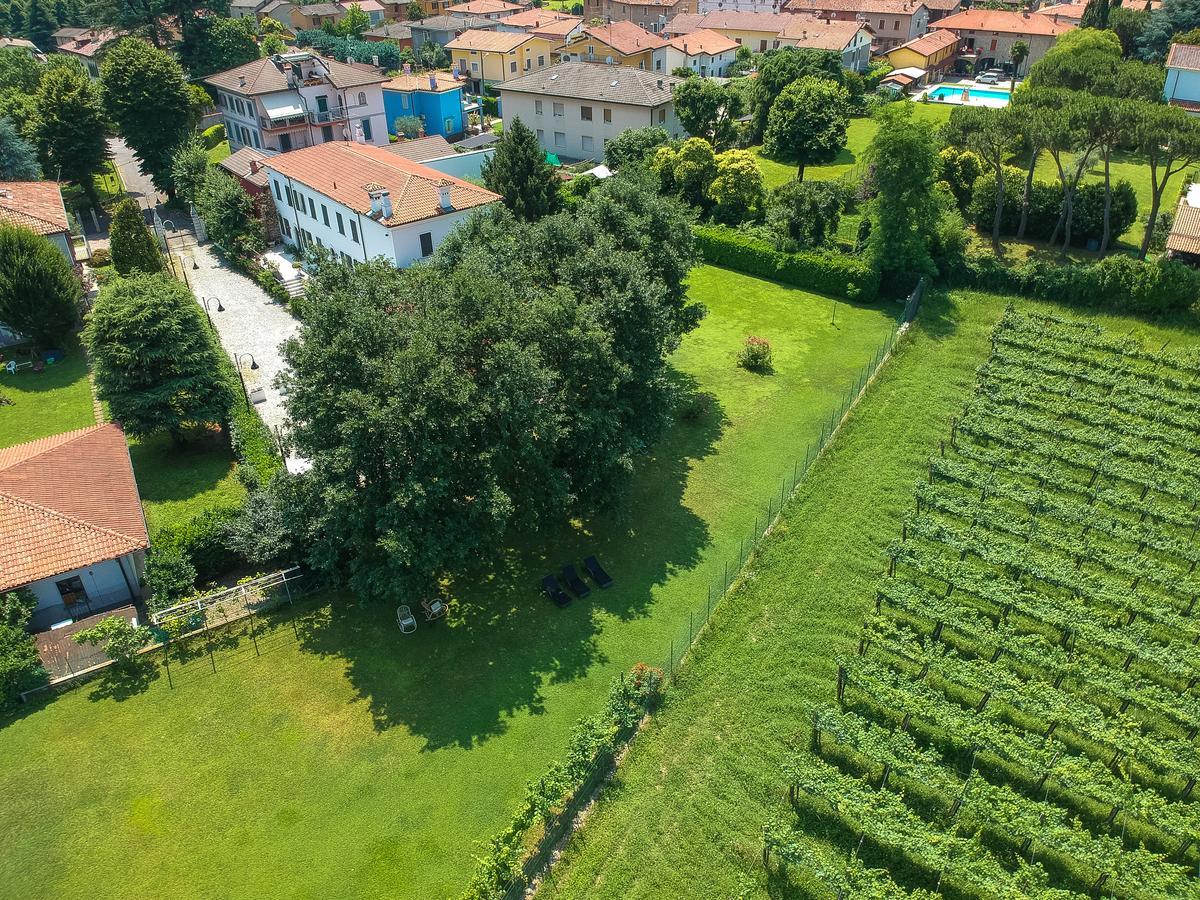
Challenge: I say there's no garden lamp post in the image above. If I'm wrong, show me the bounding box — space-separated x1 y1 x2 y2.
234 352 258 406
200 296 224 330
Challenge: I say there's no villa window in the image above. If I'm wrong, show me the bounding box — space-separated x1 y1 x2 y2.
358 91 367 106
553 101 564 117
603 108 611 123
350 220 359 243
580 105 592 121
535 99 543 114
322 204 330 227
420 232 434 256
273 181 282 200
336 211 345 235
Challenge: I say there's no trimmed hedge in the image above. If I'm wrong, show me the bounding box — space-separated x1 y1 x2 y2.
692 224 879 302
951 252 1200 315
152 505 243 584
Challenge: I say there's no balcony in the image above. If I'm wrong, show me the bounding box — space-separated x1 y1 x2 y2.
308 107 349 124
260 113 308 130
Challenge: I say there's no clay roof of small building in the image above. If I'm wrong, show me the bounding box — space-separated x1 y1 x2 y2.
785 0 926 15
263 141 499 226
1167 42 1200 71
445 27 533 50
217 146 278 187
0 425 149 592
410 13 497 28
497 61 680 105
51 26 90 38
933 8 1074 35
446 0 525 12
381 133 455 161
778 14 869 47
0 181 69 235
665 27 739 55
205 52 387 95
382 70 462 92
0 37 40 52
1167 197 1200 254
364 21 413 38
501 8 582 36
606 0 689 6
299 2 344 15
887 26 957 56
582 20 666 54
57 28 120 58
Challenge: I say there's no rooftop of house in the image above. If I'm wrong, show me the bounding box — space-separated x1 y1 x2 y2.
667 10 866 45
664 28 740 55
217 145 278 188
932 8 1075 35
381 133 455 162
445 27 534 51
785 0 927 14
777 14 869 46
0 424 149 593
363 21 413 38
0 181 69 236
0 36 40 52
298 2 345 16
410 13 498 29
886 25 957 55
261 0 296 13
446 0 527 12
382 69 463 92
581 20 667 54
497 61 680 105
605 0 690 6
1167 190 1200 254
205 51 387 95
1167 42 1200 71
51 26 90 38
264 141 499 226
56 27 120 58
501 8 583 36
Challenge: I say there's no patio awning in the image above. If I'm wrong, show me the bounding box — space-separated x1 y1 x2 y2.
262 92 304 120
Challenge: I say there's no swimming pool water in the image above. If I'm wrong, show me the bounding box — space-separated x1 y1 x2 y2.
927 86 1012 103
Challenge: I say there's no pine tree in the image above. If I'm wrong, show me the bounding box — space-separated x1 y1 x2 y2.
84 273 233 443
23 0 56 51
0 117 41 179
108 198 164 275
31 64 106 198
481 117 560 222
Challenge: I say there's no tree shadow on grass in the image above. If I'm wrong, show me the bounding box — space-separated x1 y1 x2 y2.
294 373 727 751
86 659 160 702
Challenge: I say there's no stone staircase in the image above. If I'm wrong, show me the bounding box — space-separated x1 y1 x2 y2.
279 273 305 299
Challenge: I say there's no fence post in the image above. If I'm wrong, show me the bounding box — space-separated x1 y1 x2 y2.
163 644 172 689
250 611 260 656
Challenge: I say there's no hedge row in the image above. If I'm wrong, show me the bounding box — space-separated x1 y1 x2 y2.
692 225 879 302
951 252 1200 314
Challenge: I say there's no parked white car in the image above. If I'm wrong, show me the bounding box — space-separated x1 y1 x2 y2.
976 71 1002 85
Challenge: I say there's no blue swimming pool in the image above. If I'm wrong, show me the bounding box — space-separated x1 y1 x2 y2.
927 85 1012 104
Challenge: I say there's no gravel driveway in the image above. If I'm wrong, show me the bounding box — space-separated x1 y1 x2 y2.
184 243 308 473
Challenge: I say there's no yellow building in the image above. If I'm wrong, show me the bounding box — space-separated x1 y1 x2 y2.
882 27 959 74
558 21 667 70
446 29 561 91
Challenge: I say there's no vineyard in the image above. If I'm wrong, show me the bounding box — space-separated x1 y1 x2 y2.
764 310 1200 899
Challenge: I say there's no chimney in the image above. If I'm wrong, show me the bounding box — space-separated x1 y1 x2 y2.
249 159 261 174
239 74 247 86
372 54 380 67
657 78 663 87
379 189 393 219
429 73 438 89
437 180 453 210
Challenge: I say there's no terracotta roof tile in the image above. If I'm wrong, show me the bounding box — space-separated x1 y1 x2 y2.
206 52 387 96
217 146 277 187
582 20 666 54
446 0 526 12
501 8 582 36
497 61 680 105
264 141 500 225
778 15 870 47
1167 42 1200 71
0 424 148 592
1167 199 1200 254
381 70 463 92
665 27 739 55
888 26 957 56
410 14 498 29
0 181 69 236
381 134 455 161
786 0 925 15
446 27 534 50
933 8 1074 36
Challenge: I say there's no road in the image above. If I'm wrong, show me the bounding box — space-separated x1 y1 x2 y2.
107 136 164 209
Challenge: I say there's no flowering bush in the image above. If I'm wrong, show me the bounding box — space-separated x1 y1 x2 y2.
738 336 773 373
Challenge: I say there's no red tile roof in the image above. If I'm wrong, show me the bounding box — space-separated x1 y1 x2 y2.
446 27 533 51
57 27 119 58
381 70 463 92
786 0 924 14
1167 199 1200 254
665 27 739 55
887 26 957 56
582 20 666 55
0 424 149 592
0 181 69 236
1167 42 1200 71
501 8 582 37
446 0 526 12
264 141 500 226
934 8 1074 36
778 15 870 48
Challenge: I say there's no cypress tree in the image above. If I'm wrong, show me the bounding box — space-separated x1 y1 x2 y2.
108 198 164 275
481 117 561 222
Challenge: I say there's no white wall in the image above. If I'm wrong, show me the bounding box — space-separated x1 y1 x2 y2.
26 555 141 629
500 91 683 161
662 45 737 76
218 84 391 153
1167 67 1200 105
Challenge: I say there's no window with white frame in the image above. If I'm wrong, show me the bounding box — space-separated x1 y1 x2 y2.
552 101 564 117
535 99 543 114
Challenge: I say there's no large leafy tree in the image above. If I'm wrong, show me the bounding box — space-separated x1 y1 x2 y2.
0 223 81 346
481 117 560 221
1131 101 1200 258
279 170 699 600
944 105 1014 249
762 76 849 181
1138 0 1200 59
0 117 41 179
651 136 716 209
108 198 163 274
169 134 208 207
0 47 42 94
31 63 107 200
751 46 842 139
673 77 742 150
1109 6 1149 57
100 38 193 196
767 179 847 251
194 168 265 258
708 149 763 224
336 2 370 35
86 0 226 47
180 15 260 77
603 126 669 170
85 273 233 443
865 105 940 291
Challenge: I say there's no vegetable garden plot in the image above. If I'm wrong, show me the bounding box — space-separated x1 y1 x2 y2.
763 310 1200 899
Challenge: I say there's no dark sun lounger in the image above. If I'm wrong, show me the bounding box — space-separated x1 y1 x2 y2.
583 555 613 588
541 574 571 607
562 565 591 598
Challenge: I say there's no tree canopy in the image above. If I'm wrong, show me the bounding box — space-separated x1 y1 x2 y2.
481 117 560 221
180 15 261 77
0 223 81 346
673 77 742 150
1138 0 1200 59
751 47 842 139
108 198 164 275
0 117 40 179
762 76 850 180
603 126 670 170
31 63 107 197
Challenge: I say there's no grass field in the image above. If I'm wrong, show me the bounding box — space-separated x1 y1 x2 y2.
0 346 96 448
0 267 901 900
206 140 231 165
537 291 1200 899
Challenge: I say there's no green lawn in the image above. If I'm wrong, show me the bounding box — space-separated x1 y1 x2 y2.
206 140 231 165
129 430 245 535
536 291 1200 899
753 102 954 190
0 267 900 900
0 345 96 448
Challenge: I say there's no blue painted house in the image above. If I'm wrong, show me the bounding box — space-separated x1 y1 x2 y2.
382 71 467 138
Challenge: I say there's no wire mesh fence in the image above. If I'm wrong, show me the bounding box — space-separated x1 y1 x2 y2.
655 279 925 683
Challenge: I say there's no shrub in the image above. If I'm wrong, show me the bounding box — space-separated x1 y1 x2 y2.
144 544 197 612
73 616 151 667
737 335 773 372
0 223 82 346
0 621 43 705
89 246 111 267
254 266 292 304
693 224 879 301
108 198 163 275
153 505 244 584
201 124 226 148
967 170 1138 246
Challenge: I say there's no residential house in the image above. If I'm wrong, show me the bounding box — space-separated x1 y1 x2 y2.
0 36 44 57
0 425 149 633
783 0 928 51
496 62 683 161
1036 0 1157 25
922 0 958 23
205 52 390 153
446 29 560 91
583 0 698 34
447 0 528 19
931 8 1073 72
1165 43 1200 114
382 70 466 136
264 141 500 266
289 1 347 30
51 27 118 77
358 0 388 23
559 21 667 71
230 0 275 18
663 28 739 75
383 133 456 161
258 0 299 27
409 14 498 52
364 21 414 46
664 10 871 69
1166 183 1200 261
216 146 282 240
882 26 957 77
695 0 784 14
376 0 413 17
0 181 75 264
497 8 585 41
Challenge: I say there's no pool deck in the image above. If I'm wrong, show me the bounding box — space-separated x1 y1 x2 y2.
915 76 1017 108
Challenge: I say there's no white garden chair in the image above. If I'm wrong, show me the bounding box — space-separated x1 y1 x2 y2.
396 605 417 634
